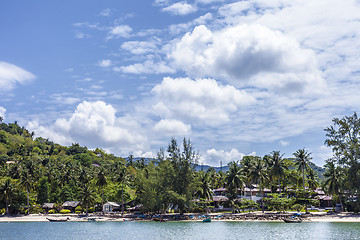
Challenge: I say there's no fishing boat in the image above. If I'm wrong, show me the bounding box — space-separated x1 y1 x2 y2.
46 217 69 222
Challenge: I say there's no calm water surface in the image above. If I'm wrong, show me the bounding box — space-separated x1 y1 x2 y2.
1 221 360 240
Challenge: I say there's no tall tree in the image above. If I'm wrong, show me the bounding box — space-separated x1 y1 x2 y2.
325 112 360 208
96 167 107 205
19 169 32 214
323 159 343 207
81 184 95 216
240 156 255 200
293 148 312 189
268 151 288 193
225 161 244 212
251 157 268 212
0 178 14 215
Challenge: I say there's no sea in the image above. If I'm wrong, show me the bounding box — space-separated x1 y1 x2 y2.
0 221 360 240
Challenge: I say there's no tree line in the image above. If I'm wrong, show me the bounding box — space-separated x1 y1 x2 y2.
0 113 359 215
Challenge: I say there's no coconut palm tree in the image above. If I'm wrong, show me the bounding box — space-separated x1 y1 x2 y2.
268 151 287 193
81 184 95 216
19 169 32 214
240 156 255 200
0 178 14 215
114 166 128 215
196 171 213 212
323 159 343 208
225 161 244 212
250 157 268 212
293 148 312 189
96 167 107 205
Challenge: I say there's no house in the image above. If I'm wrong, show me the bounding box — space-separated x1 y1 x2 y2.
103 202 121 212
62 201 80 212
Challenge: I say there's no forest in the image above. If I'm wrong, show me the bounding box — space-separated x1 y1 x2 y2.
0 113 359 215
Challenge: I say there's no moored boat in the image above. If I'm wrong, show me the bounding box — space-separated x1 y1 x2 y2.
283 218 302 223
203 218 211 222
46 217 69 222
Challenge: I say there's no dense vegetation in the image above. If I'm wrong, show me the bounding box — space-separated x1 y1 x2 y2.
0 113 359 215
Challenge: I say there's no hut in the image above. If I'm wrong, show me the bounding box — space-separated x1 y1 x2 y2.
103 202 121 213
42 203 55 213
62 201 80 212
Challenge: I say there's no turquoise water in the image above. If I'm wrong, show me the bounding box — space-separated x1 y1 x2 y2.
0 221 360 240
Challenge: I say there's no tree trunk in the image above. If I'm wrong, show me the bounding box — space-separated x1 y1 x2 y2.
86 204 88 217
278 178 281 194
121 186 124 216
27 188 30 215
303 167 305 189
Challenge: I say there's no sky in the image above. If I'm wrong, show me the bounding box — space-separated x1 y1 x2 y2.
1 0 360 167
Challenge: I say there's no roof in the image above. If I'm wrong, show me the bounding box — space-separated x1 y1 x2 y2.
42 203 55 208
212 196 228 202
62 201 80 207
103 202 120 207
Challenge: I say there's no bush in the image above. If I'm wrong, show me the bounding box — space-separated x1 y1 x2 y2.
75 206 83 212
48 209 56 214
60 209 71 214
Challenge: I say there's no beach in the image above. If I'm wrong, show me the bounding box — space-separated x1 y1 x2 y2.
1 212 360 223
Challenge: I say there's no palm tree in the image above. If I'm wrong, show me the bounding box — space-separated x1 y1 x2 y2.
196 171 213 213
268 151 288 193
293 148 312 189
81 184 95 216
19 169 32 214
240 156 255 200
114 166 128 215
0 178 14 215
225 161 244 212
250 157 268 212
323 159 343 208
96 167 107 206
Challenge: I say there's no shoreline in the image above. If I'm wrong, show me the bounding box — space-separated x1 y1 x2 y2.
1 212 360 223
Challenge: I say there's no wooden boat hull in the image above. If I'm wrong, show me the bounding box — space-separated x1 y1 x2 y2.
46 218 68 222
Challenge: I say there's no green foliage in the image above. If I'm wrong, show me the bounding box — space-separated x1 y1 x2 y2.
60 209 71 214
262 194 293 212
48 209 56 214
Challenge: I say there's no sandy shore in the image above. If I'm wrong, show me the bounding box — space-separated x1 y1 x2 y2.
1 212 360 223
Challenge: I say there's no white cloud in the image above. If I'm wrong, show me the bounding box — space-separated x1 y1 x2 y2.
168 24 325 94
162 2 197 15
154 119 191 136
203 148 249 166
119 60 174 74
28 101 147 155
121 40 159 55
0 62 35 91
107 25 132 39
0 106 6 119
98 59 112 68
151 77 255 126
280 140 289 146
74 31 90 39
99 8 112 17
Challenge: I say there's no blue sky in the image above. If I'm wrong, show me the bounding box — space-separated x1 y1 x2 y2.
1 0 360 166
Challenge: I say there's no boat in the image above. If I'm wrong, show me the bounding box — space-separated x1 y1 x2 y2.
283 218 302 223
203 218 211 222
152 217 167 222
87 217 96 222
46 217 69 222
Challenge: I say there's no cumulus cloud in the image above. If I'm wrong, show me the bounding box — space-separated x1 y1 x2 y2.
154 119 191 136
0 62 35 91
99 8 112 17
151 77 256 125
162 2 197 15
98 59 112 68
28 101 147 155
203 148 251 166
107 25 132 39
168 24 325 94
